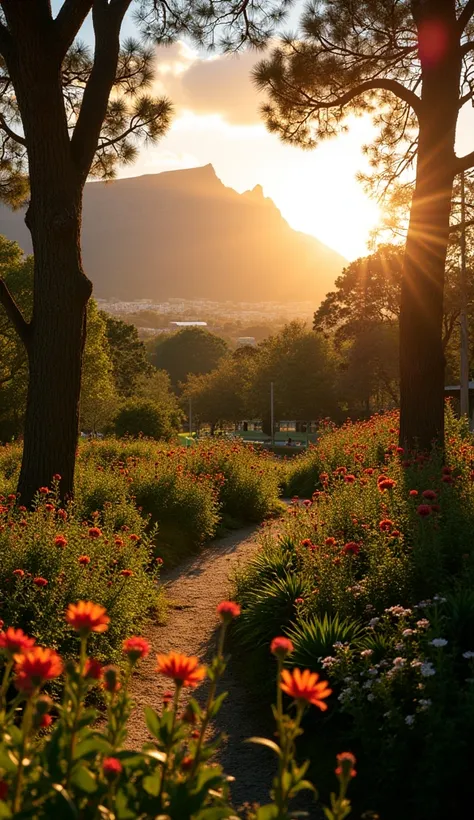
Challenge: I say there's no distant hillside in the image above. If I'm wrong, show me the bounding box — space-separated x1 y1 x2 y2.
0 164 346 303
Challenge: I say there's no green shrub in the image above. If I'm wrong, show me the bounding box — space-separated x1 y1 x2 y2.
0 491 162 659
113 399 176 440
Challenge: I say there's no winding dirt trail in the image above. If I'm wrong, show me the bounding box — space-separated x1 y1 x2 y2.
126 524 278 809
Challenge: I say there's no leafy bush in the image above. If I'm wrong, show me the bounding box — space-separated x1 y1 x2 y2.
0 600 356 819
232 407 474 819
112 399 176 440
0 489 162 659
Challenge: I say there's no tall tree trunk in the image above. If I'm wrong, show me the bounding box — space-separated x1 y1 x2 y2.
5 14 92 504
399 1 460 451
17 194 91 503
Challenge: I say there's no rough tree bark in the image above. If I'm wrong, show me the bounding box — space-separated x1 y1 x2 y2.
9 15 92 502
0 0 126 504
399 0 461 451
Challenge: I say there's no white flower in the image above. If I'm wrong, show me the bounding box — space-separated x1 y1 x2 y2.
433 595 447 604
430 638 448 648
393 656 406 668
462 651 474 660
362 680 373 690
402 629 415 637
405 715 415 726
321 656 337 668
368 618 380 627
395 642 405 651
420 662 436 677
416 619 430 629
419 699 432 711
367 693 375 702
368 667 379 677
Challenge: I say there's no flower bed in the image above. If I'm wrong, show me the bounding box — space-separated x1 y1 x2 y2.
233 408 474 819
0 599 356 819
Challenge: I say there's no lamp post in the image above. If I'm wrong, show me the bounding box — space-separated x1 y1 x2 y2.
270 382 275 446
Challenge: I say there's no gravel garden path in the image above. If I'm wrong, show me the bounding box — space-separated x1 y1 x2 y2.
126 523 278 809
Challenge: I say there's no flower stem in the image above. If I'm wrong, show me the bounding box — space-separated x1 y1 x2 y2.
12 696 34 813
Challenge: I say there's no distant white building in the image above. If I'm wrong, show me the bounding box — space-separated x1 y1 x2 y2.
169 321 208 328
237 336 256 347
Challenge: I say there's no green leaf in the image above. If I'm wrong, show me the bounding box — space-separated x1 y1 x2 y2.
141 749 167 764
256 805 280 820
142 773 161 796
245 737 282 758
73 736 112 760
144 706 160 739
289 780 317 797
0 747 18 773
51 784 80 819
0 803 12 818
70 764 98 794
208 692 227 719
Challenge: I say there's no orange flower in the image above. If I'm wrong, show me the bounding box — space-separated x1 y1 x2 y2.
55 535 68 548
0 628 35 657
66 601 110 635
156 652 206 687
14 647 63 692
88 527 102 539
280 668 332 710
78 555 91 565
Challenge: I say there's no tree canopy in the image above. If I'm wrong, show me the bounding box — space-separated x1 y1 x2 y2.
149 327 229 391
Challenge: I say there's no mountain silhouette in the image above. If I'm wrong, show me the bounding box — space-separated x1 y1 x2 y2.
0 164 345 302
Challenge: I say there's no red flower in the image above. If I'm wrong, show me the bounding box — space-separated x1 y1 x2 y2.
156 557 164 566
123 636 150 662
216 600 241 622
58 509 67 521
325 537 336 546
84 658 103 680
102 757 122 779
378 478 397 492
119 569 133 578
379 519 394 533
53 474 62 481
344 474 356 484
0 628 35 656
417 504 432 517
39 487 49 495
55 535 67 548
156 652 206 687
88 527 102 539
45 504 54 512
335 752 357 779
14 647 63 692
78 555 91 566
39 714 53 728
409 490 419 497
343 542 360 556
66 601 110 635
280 668 332 710
33 577 48 587
442 466 452 475
114 538 124 547
129 534 140 542
422 489 437 501
301 538 312 547
270 636 294 658
13 569 25 578
442 474 453 484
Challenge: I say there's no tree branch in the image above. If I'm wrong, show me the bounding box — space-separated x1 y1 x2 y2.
70 0 132 178
292 78 423 121
0 113 25 146
0 21 13 60
0 278 30 347
455 151 474 172
459 0 474 32
55 0 94 57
